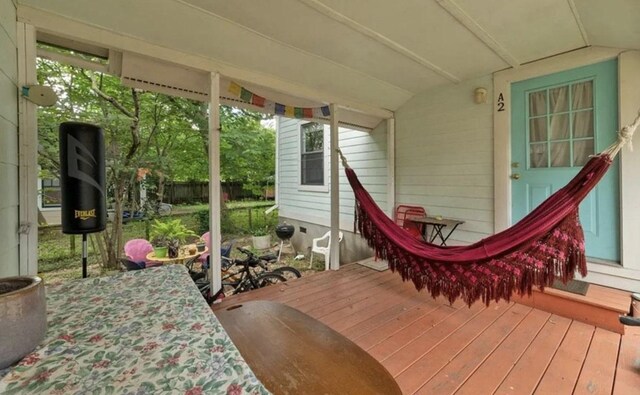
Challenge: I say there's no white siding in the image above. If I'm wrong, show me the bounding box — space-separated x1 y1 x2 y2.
395 76 494 244
277 117 388 230
0 0 19 277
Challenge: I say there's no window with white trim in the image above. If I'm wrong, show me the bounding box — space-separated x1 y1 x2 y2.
41 178 62 208
300 122 325 186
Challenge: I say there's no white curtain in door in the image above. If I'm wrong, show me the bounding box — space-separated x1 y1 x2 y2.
529 81 593 168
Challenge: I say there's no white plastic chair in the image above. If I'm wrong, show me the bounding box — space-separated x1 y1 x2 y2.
309 231 344 270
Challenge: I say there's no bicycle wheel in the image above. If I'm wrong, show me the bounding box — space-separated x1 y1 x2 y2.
273 266 301 281
253 272 287 289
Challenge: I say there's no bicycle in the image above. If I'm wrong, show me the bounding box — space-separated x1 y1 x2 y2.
192 247 287 304
245 249 302 281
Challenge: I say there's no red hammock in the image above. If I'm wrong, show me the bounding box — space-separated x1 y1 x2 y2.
345 154 612 306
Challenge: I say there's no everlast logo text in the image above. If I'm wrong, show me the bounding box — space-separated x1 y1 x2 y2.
75 209 96 221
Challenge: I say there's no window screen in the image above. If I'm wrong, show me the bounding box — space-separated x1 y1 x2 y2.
301 122 324 185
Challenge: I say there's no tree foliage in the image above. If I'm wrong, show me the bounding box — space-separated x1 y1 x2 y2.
37 54 275 269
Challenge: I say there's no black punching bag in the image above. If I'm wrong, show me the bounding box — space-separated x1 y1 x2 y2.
59 122 106 234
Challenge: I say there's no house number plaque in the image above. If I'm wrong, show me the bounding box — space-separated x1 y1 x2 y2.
497 93 505 112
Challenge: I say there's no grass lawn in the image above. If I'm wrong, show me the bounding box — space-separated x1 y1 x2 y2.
38 200 318 284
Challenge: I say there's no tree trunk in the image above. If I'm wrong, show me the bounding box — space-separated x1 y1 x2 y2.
157 173 166 203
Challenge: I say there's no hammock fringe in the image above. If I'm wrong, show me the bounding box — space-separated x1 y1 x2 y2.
354 200 587 306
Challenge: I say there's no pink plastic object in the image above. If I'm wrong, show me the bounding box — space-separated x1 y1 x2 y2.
199 232 211 264
124 239 161 267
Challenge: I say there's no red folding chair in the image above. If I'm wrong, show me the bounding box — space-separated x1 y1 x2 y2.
395 205 426 240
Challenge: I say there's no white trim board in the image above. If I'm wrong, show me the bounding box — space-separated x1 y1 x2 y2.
17 22 38 276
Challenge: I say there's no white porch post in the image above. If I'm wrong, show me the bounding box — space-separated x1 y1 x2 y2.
208 72 222 292
386 117 395 218
17 22 38 276
329 104 340 270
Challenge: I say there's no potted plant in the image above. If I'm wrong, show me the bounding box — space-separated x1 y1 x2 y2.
251 225 272 250
0 276 47 369
150 219 196 258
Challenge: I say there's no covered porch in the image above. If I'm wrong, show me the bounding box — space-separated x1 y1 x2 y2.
2 0 640 393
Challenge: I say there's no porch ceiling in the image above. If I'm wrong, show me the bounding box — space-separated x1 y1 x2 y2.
17 0 640 116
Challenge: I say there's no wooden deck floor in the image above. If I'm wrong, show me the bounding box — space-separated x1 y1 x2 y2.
214 263 640 395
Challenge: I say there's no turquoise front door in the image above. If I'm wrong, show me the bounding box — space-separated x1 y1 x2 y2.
511 60 620 262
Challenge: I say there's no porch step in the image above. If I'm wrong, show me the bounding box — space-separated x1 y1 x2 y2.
513 283 631 334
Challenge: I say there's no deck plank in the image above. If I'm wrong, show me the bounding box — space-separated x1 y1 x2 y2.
415 303 533 394
394 302 513 394
321 283 424 330
351 301 443 349
613 326 640 395
370 303 470 364
493 314 572 395
298 273 402 317
574 328 620 395
533 320 595 394
455 308 551 395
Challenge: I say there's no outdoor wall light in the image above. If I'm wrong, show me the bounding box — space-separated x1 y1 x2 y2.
474 87 488 104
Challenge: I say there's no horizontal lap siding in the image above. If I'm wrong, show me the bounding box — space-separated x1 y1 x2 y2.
277 117 387 227
395 76 494 244
0 0 19 277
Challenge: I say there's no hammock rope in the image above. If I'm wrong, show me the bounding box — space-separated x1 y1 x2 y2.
339 111 640 306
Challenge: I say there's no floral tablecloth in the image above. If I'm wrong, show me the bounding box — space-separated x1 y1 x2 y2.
0 265 270 394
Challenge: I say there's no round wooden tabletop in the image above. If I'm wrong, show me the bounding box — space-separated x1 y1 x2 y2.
215 300 402 395
146 246 207 264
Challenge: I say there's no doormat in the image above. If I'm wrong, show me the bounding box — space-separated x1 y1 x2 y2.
551 279 590 296
357 257 389 272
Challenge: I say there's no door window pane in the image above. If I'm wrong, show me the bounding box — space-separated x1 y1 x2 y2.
550 86 569 113
549 113 569 140
529 91 547 116
529 117 547 142
530 143 548 168
574 139 594 166
550 142 571 167
572 81 593 109
573 110 594 138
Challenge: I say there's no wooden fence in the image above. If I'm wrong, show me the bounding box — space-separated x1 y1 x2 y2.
163 182 272 204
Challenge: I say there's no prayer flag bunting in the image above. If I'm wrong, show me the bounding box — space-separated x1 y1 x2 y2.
285 106 295 117
228 82 242 97
303 108 313 118
240 88 253 102
251 95 265 107
227 81 331 118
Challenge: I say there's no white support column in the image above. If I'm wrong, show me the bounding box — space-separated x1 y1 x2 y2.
17 22 38 276
386 117 395 218
329 104 340 270
208 73 222 292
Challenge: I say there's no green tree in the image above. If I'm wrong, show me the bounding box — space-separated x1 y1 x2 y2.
37 54 276 270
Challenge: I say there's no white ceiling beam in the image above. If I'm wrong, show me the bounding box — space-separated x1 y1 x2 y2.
36 47 109 73
567 0 590 46
297 0 461 83
17 5 394 119
436 0 520 68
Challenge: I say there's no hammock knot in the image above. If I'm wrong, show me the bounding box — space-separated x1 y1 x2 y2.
336 148 351 168
618 125 634 151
